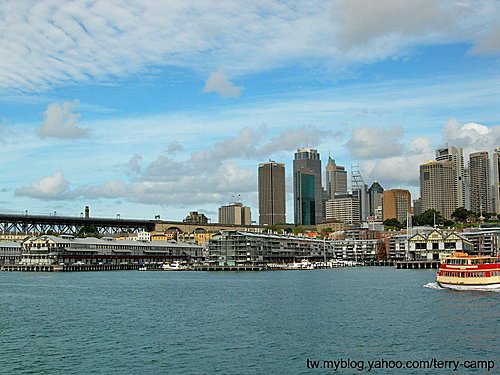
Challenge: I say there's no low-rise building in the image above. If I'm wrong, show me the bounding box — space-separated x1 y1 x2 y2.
460 227 499 255
208 230 383 266
20 235 204 265
408 230 473 261
0 241 22 265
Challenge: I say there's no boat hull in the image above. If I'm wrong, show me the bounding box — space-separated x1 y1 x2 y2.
437 281 500 291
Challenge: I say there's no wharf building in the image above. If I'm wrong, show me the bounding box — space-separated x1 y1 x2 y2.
218 202 251 226
408 230 474 261
469 151 491 214
293 148 324 225
208 231 382 266
0 241 22 265
16 235 204 266
419 160 456 219
258 161 286 226
382 189 411 225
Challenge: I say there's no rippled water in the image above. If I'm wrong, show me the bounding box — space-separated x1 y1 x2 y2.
0 268 498 374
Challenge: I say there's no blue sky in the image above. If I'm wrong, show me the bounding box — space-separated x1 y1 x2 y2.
0 0 499 222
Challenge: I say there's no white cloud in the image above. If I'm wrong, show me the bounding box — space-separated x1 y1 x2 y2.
37 101 89 138
203 69 242 98
346 127 403 159
15 171 70 199
332 0 500 61
443 118 500 153
0 1 498 92
16 125 333 207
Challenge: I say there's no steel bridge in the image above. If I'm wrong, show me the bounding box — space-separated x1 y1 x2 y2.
0 213 156 236
0 213 266 236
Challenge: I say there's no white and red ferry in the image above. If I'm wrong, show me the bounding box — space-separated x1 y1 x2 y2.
436 252 500 291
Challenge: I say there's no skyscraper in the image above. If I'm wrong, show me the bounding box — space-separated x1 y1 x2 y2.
367 181 384 220
493 148 500 214
293 148 323 225
420 160 456 219
325 156 348 199
351 164 368 222
469 151 491 214
436 146 465 209
382 189 411 225
258 161 286 225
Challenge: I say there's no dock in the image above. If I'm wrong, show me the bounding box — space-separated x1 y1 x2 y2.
394 260 440 269
1 263 141 272
191 265 264 271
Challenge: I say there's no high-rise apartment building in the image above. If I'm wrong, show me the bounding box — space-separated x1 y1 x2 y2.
258 161 286 225
382 189 411 225
436 146 465 208
493 148 500 214
325 195 360 225
325 156 348 199
218 202 251 225
420 160 456 219
293 148 323 225
469 151 491 214
367 181 384 220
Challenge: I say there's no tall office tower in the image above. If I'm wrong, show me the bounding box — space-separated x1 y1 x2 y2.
293 148 323 225
218 202 251 225
436 146 465 208
463 167 471 210
258 161 286 226
493 147 500 214
351 164 368 222
325 195 360 225
382 189 411 225
413 198 422 216
325 156 348 199
367 181 384 220
420 160 456 220
469 151 491 214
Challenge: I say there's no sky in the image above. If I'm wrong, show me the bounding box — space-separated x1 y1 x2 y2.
0 0 499 223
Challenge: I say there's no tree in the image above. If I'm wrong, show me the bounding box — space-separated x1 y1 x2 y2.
383 218 402 229
413 209 444 226
77 225 100 238
451 207 473 224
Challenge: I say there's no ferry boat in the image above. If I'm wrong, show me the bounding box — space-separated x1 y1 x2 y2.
436 252 500 291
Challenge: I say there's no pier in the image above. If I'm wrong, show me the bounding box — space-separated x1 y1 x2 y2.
394 260 439 269
191 265 264 271
1 263 142 272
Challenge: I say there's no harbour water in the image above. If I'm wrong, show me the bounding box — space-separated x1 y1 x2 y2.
0 268 498 374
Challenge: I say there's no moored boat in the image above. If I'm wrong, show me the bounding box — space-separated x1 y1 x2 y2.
436 252 500 291
162 261 191 271
287 259 315 270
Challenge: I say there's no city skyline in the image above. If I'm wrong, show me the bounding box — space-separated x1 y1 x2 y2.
0 1 499 222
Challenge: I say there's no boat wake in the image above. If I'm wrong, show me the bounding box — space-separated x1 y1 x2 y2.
423 282 444 290
424 282 500 292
